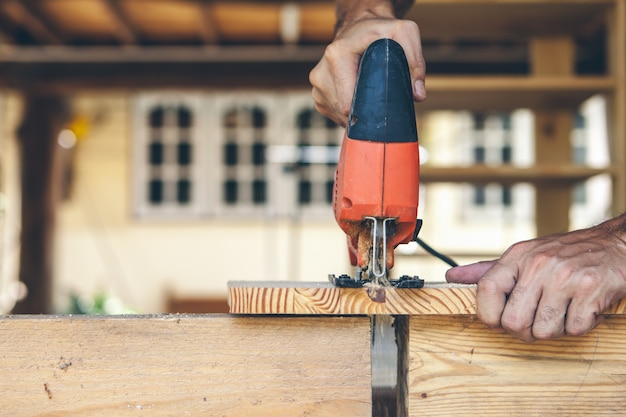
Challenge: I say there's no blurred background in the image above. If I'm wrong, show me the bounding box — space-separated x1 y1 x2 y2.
0 0 623 314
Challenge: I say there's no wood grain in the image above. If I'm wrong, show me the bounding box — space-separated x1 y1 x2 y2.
228 282 626 316
229 282 478 315
407 315 626 416
0 315 371 417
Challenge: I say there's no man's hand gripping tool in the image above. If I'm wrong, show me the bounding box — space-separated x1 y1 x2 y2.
329 38 424 289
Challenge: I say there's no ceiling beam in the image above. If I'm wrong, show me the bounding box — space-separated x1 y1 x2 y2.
14 0 64 45
198 3 219 44
0 9 17 43
0 45 325 63
102 0 139 45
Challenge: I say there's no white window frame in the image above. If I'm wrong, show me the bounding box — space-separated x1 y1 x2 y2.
132 93 208 219
132 91 341 221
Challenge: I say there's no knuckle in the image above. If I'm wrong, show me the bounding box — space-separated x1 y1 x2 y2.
500 314 526 334
532 327 556 340
566 315 593 336
323 41 344 62
577 271 602 293
501 240 530 259
476 276 498 294
476 310 500 329
390 19 420 37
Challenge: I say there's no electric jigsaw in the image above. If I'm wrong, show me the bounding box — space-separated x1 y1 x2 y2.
329 38 424 289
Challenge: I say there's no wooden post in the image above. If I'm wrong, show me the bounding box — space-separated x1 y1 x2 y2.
606 0 626 214
530 37 576 236
14 92 69 313
533 110 576 235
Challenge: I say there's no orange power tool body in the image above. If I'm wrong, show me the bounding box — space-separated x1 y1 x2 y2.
330 38 423 288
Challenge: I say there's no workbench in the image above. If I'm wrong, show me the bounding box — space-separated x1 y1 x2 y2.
2 283 626 416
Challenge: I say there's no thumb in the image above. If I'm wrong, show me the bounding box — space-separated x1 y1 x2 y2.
446 260 497 284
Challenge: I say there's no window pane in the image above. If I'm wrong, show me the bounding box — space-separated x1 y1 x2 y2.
178 106 192 128
252 107 266 128
252 142 265 166
149 179 164 204
326 180 335 204
224 180 238 204
149 142 164 165
297 109 312 129
224 143 238 166
501 146 512 163
502 185 512 206
252 180 266 204
299 180 312 204
177 179 191 204
149 106 164 128
178 142 192 166
473 186 486 206
473 147 485 163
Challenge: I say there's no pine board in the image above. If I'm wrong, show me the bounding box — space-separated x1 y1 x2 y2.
407 315 626 416
0 315 371 417
228 282 626 316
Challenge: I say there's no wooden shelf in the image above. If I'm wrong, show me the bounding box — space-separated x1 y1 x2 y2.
420 164 614 185
418 76 615 110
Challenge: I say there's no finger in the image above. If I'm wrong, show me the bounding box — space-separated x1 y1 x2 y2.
500 282 543 343
385 21 426 102
565 299 604 337
309 59 349 127
445 260 496 284
530 296 569 340
323 41 361 124
475 262 517 329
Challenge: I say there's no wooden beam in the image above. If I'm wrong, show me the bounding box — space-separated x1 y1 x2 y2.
531 37 576 236
102 0 139 45
0 315 371 416
606 0 626 214
198 3 219 45
407 315 626 416
13 92 69 313
228 281 626 316
420 165 613 186
0 8 18 42
534 110 576 236
10 0 64 45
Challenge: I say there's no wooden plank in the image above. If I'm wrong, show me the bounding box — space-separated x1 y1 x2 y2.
407 315 626 416
420 165 613 185
228 281 626 316
531 37 575 76
0 314 371 416
229 281 477 315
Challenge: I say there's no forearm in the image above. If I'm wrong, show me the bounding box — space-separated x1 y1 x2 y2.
335 0 414 34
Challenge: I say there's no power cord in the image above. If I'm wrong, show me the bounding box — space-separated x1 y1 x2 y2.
415 237 458 268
